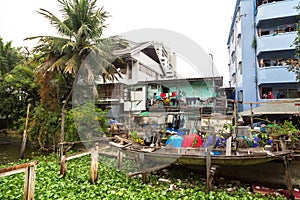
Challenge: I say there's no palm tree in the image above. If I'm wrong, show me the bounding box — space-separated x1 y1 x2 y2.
26 0 124 144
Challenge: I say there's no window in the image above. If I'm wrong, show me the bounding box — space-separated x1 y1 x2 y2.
238 90 243 101
287 89 298 98
151 85 157 89
231 73 236 84
237 34 241 46
128 65 132 79
139 63 157 78
238 62 242 75
261 87 272 99
231 51 236 63
261 30 270 36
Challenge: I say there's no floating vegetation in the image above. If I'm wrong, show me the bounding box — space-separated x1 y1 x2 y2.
0 153 286 199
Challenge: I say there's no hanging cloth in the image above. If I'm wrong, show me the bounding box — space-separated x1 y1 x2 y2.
167 114 174 123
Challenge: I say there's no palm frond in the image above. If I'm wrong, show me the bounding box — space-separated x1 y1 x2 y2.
64 53 80 74
37 8 73 37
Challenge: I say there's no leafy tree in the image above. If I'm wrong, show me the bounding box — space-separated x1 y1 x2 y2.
289 3 300 80
26 0 125 144
0 38 38 129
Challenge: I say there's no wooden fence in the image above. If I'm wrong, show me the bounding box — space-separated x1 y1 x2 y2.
59 139 112 184
0 160 38 200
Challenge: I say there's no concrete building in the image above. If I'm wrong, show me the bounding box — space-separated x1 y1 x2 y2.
154 43 177 79
227 0 299 111
96 40 177 115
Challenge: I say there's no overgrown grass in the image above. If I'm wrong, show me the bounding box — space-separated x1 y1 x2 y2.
0 153 287 199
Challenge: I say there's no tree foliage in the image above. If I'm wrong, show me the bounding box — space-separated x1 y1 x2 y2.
25 0 125 147
0 38 39 129
289 3 300 80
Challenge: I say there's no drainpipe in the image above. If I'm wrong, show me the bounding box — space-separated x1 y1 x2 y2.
254 3 259 103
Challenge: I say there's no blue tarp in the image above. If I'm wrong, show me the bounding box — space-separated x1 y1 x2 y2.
166 135 183 148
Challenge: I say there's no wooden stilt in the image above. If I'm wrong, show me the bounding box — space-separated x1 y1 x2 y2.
59 143 64 162
206 146 212 192
117 150 123 170
90 143 99 184
283 155 294 200
60 155 67 178
23 165 37 200
250 103 254 129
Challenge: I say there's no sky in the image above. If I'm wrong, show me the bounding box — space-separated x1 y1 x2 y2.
0 0 237 86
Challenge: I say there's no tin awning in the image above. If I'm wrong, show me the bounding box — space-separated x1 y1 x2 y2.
239 102 300 116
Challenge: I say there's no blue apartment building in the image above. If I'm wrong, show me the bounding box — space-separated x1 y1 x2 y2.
227 0 299 111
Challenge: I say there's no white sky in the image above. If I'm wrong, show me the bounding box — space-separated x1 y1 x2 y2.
0 0 236 86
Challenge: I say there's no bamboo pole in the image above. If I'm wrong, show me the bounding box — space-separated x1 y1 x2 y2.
20 103 31 159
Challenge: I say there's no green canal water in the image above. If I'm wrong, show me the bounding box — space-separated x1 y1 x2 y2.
0 133 49 165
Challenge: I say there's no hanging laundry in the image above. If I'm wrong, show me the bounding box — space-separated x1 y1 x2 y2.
167 114 174 123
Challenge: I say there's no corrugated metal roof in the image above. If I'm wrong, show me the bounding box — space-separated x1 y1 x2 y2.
113 42 151 57
239 101 300 116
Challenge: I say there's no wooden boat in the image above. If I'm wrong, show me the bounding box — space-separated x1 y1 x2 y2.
107 140 297 188
109 140 293 167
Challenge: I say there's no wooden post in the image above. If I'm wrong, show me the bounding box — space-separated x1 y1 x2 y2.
60 155 67 178
20 103 31 159
250 103 254 129
90 143 99 184
23 165 37 200
206 146 212 192
233 100 237 126
59 143 64 162
226 136 232 156
117 150 123 170
283 155 294 200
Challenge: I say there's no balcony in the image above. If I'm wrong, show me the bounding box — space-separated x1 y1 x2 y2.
257 66 297 85
256 0 299 26
256 31 297 55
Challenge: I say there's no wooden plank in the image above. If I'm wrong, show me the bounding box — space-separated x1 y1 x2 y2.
66 151 91 161
0 168 26 178
128 163 172 177
109 141 125 148
0 161 38 174
58 137 112 145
